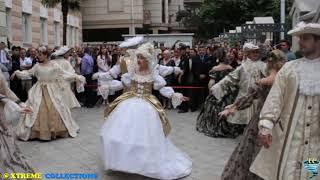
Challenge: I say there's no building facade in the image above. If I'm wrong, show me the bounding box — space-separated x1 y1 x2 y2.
0 0 7 43
81 0 202 42
4 0 82 49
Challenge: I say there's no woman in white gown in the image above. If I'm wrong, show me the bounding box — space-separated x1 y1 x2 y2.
11 46 85 141
101 43 192 180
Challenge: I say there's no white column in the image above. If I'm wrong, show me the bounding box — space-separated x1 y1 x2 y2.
130 0 135 35
165 0 169 24
152 28 159 34
129 26 135 35
0 0 7 43
280 0 285 39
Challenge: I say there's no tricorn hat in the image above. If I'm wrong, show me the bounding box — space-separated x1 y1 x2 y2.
288 22 320 36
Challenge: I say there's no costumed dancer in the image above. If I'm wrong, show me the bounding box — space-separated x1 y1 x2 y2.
11 46 85 141
92 36 183 100
250 22 320 180
100 43 192 179
196 47 242 138
210 43 267 131
52 46 81 109
0 70 34 173
219 49 286 180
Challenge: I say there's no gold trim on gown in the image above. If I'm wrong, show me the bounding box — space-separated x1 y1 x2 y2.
104 80 171 136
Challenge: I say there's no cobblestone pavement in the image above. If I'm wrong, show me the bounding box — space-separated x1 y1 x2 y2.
18 107 239 180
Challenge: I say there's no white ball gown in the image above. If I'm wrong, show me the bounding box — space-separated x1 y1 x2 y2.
100 72 192 180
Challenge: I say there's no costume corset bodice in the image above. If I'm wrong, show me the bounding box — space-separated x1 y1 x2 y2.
129 80 153 96
35 65 60 82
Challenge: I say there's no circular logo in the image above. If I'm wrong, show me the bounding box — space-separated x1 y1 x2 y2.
3 173 9 179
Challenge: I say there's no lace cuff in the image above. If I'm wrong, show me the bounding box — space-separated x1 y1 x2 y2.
76 75 86 93
15 70 32 79
210 85 223 101
258 119 274 135
259 127 272 135
174 67 182 75
172 93 183 108
93 72 113 81
98 85 109 100
4 100 21 122
258 119 274 129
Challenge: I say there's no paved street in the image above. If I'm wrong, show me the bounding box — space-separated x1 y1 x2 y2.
18 107 239 180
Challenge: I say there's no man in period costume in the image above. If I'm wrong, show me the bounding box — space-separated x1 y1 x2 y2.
250 22 320 180
211 42 267 126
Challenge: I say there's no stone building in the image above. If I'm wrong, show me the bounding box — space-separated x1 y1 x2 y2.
4 0 82 49
0 0 6 43
81 0 203 42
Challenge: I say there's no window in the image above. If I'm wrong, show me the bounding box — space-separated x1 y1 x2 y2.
40 18 48 45
66 26 78 46
108 0 124 12
22 0 32 14
72 27 75 46
67 25 73 46
54 22 60 46
22 13 31 43
162 0 166 23
74 28 78 46
6 8 11 41
67 25 70 46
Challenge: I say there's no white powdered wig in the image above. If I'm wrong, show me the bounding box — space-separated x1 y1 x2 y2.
133 42 158 71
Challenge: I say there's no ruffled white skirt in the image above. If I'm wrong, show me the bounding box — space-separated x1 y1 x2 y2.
100 97 192 179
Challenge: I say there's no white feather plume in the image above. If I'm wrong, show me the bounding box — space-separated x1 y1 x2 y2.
119 36 144 48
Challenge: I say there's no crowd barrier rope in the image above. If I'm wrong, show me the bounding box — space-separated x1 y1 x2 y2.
84 84 206 89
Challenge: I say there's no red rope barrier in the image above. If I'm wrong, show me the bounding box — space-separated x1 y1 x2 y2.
85 84 98 88
170 86 206 89
85 84 206 89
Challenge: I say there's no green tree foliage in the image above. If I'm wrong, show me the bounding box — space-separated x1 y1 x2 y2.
176 0 294 39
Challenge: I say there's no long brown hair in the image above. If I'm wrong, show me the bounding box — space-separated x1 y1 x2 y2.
267 49 286 71
214 47 228 64
99 46 112 66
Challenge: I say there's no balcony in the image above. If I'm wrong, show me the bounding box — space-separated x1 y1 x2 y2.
184 0 204 4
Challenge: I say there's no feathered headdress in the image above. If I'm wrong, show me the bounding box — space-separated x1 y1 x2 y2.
119 36 144 48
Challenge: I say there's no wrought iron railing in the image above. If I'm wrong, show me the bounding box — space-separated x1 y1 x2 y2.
218 23 288 43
